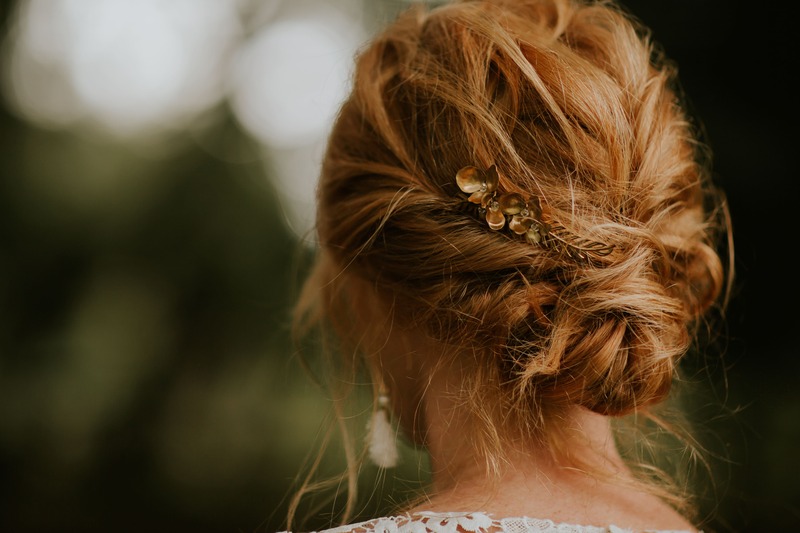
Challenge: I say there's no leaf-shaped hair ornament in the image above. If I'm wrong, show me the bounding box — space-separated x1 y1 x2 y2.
455 165 614 263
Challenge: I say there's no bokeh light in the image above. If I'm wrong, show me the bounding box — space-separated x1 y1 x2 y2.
228 5 365 240
228 11 362 150
2 0 243 138
1 0 367 241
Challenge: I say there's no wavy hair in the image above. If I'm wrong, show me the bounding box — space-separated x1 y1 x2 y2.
289 0 732 528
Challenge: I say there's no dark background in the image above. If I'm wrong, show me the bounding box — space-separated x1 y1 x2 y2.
0 1 796 532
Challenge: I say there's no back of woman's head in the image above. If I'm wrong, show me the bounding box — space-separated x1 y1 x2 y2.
301 0 728 486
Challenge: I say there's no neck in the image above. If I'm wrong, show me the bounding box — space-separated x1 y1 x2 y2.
421 361 626 496
406 360 696 531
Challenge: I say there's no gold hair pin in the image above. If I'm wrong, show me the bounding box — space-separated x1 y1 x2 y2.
455 164 614 262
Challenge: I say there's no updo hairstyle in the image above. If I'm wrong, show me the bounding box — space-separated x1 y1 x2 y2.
294 0 729 509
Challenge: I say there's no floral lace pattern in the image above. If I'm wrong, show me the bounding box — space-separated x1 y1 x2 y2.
281 511 697 533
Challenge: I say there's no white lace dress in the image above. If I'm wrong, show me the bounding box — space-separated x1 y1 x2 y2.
281 511 697 533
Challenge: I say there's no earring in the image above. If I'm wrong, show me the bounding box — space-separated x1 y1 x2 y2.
367 392 398 468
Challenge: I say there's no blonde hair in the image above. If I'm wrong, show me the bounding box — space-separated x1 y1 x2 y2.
289 0 732 528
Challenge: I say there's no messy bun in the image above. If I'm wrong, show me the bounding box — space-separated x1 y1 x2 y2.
314 0 725 424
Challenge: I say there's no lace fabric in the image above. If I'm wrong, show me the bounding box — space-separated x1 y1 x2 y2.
280 511 697 533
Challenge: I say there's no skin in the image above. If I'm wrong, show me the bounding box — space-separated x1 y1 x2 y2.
405 363 697 532
352 277 697 532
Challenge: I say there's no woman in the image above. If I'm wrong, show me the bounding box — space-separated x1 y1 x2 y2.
286 0 732 531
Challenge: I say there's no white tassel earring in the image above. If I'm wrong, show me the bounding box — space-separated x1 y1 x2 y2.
367 392 398 468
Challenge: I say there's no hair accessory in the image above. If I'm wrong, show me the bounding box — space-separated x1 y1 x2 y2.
366 392 398 468
455 165 614 262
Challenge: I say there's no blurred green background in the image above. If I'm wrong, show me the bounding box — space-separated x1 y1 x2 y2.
0 0 795 532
